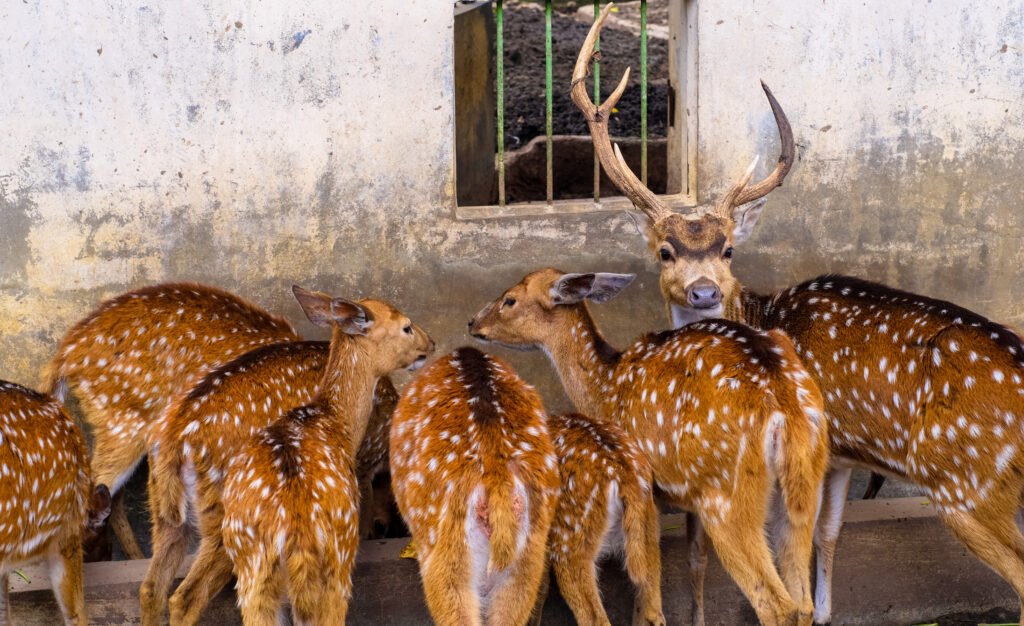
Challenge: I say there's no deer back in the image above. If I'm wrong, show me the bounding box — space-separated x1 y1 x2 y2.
611 320 826 511
391 347 559 554
46 283 299 433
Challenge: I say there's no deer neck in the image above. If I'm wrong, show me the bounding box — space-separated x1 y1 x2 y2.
542 306 621 421
315 330 380 458
723 285 772 329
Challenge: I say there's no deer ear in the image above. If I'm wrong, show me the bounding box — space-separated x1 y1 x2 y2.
292 285 335 328
586 273 636 303
732 198 768 244
329 298 375 336
551 273 635 305
624 210 651 243
89 484 112 527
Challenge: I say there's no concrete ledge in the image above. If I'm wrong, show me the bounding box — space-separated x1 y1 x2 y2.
8 498 1016 625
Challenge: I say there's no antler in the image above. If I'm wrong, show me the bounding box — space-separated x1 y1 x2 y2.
714 81 795 215
572 3 672 224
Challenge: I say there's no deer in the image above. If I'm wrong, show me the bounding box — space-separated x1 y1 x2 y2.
536 412 665 626
390 346 560 626
220 287 434 626
141 318 403 625
43 283 301 559
575 6 1024 624
0 380 112 626
469 269 830 626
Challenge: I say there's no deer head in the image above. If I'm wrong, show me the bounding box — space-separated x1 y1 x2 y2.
468 268 635 349
292 286 434 373
572 5 794 327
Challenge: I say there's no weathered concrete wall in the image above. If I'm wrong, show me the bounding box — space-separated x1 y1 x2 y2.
1 0 1023 415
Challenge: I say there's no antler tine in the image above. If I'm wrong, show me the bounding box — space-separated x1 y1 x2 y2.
571 3 672 223
731 81 796 207
714 155 760 215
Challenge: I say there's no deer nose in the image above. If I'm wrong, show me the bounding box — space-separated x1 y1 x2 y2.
686 279 721 309
467 319 475 330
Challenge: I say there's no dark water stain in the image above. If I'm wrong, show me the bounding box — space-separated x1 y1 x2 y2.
0 187 35 281
283 29 312 54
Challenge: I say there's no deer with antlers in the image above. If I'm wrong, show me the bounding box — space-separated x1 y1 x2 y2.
0 381 112 626
141 318 402 624
469 269 829 626
220 287 434 625
576 6 1024 624
390 347 560 626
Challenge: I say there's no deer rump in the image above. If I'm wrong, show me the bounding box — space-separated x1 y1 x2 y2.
465 469 531 601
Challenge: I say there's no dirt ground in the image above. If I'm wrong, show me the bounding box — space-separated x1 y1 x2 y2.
502 0 669 149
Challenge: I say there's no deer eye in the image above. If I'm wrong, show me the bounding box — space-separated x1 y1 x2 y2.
723 246 734 259
503 297 517 308
659 247 673 262
403 325 413 335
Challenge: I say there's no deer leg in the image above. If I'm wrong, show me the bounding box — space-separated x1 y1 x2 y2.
419 534 480 626
812 466 851 625
702 507 796 626
48 533 86 626
622 492 664 626
109 492 146 560
686 512 708 626
487 527 551 626
552 559 607 626
88 423 147 560
139 512 189 626
358 477 374 539
527 558 551 626
235 557 285 626
771 487 816 625
168 536 234 626
941 504 1024 624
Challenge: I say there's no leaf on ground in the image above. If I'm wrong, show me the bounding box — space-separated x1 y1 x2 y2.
400 540 419 560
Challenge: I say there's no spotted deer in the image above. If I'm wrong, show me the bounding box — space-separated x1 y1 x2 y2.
390 347 559 626
575 7 1024 623
0 381 112 626
537 412 664 626
220 287 434 626
44 283 300 559
469 269 829 626
141 311 404 625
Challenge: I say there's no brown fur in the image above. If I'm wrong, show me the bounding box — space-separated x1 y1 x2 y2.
391 347 559 626
139 340 399 626
0 382 111 626
537 412 664 626
43 282 299 558
470 269 830 626
220 288 433 626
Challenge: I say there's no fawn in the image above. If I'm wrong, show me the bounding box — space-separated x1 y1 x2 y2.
391 347 559 626
44 283 300 558
469 269 830 626
573 7 1024 623
142 331 401 623
0 381 112 625
220 287 434 625
537 412 664 626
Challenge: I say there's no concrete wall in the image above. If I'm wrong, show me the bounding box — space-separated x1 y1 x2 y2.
1 0 1023 414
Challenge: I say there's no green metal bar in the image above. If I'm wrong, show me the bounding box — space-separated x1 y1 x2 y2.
640 0 648 186
592 0 601 202
496 0 506 207
545 0 553 203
